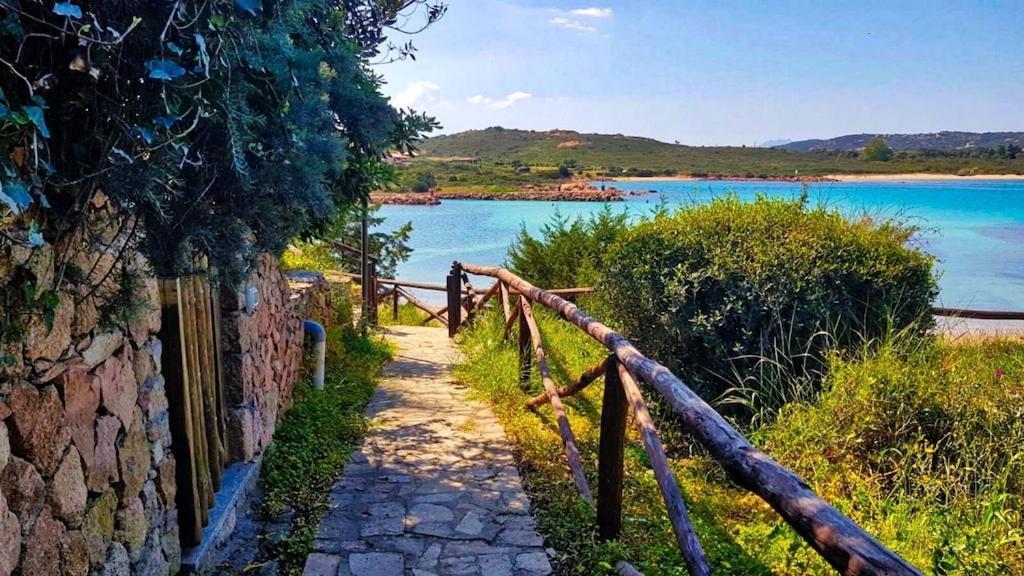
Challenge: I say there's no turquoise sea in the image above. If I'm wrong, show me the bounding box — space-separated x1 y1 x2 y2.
378 179 1024 310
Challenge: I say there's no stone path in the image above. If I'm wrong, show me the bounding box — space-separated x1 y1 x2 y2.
303 326 554 576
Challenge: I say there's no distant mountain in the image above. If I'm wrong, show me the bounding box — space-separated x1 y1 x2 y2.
777 132 1024 152
759 139 793 148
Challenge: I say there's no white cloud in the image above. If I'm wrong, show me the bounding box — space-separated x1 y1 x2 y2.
391 80 441 109
549 17 597 32
571 7 612 18
466 92 533 110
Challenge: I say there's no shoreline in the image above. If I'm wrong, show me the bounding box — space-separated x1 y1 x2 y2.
609 173 1024 183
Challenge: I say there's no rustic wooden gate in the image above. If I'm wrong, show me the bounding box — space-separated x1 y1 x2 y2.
159 274 228 547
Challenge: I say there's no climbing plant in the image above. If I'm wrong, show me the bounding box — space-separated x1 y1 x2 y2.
0 0 443 355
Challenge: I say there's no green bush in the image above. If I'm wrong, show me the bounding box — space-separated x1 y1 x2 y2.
600 196 937 409
507 207 630 289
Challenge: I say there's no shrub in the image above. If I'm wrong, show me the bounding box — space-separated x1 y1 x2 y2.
600 196 937 408
411 171 437 193
507 207 629 289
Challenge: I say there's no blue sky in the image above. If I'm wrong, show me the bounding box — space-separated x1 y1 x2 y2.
379 1 1023 145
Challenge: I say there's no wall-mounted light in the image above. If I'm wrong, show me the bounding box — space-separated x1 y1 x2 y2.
244 285 260 314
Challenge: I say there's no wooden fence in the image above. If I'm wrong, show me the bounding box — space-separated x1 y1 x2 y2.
447 261 926 576
159 274 227 547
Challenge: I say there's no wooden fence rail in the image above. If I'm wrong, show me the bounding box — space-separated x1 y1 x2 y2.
450 261 925 576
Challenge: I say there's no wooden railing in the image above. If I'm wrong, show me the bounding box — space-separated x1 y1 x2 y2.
447 261 925 576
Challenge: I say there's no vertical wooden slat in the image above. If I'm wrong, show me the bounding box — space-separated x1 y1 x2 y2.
598 356 627 540
393 287 400 321
210 283 229 463
195 276 223 491
181 276 213 520
500 281 511 322
160 278 203 546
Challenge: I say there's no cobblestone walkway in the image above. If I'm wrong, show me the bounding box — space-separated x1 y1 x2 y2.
303 326 554 576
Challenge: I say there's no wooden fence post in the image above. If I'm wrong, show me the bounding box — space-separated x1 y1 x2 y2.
598 355 627 540
369 262 379 325
447 262 462 338
393 287 400 321
518 297 532 388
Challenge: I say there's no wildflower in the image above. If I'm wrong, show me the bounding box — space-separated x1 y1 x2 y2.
995 370 1005 379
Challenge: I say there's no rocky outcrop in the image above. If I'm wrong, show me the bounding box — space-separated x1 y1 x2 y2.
371 179 625 204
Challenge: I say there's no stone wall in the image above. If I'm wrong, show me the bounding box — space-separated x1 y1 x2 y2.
0 220 179 575
220 255 332 464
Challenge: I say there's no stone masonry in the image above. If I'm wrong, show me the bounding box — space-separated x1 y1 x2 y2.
303 326 554 576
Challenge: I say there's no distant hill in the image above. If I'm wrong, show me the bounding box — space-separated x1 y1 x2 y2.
411 127 1024 179
777 132 1024 152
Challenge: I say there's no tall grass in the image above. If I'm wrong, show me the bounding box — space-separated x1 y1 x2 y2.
455 306 1024 575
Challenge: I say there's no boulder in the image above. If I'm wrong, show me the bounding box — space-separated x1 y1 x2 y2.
61 529 90 576
24 295 74 363
89 416 120 492
0 456 44 519
50 446 88 526
81 330 123 371
72 294 99 338
97 348 138 429
82 490 117 566
0 493 21 576
118 408 150 500
21 506 65 576
60 370 100 473
6 382 71 475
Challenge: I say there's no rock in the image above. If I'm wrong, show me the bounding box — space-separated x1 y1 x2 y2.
97 348 138 428
144 339 162 375
515 552 552 575
50 446 88 526
131 346 155 387
137 375 168 419
73 295 99 338
118 408 150 500
82 330 123 371
1 456 45 519
82 490 117 566
6 382 71 475
0 493 21 576
61 529 90 576
25 294 73 362
60 369 100 473
89 416 120 492
114 496 147 555
156 457 176 509
0 422 9 470
22 506 66 575
97 541 130 576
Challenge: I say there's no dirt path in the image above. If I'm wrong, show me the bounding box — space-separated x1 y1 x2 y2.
302 326 554 576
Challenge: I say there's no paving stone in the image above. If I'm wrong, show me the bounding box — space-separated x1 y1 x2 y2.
515 552 552 575
304 327 556 576
349 552 403 576
302 552 341 576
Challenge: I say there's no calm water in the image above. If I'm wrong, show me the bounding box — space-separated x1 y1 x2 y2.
378 179 1024 310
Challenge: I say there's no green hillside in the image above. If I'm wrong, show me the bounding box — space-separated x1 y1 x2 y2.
415 127 1024 179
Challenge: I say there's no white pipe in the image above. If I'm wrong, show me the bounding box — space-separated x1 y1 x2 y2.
303 320 326 390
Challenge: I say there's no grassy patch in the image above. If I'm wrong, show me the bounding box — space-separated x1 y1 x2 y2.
258 323 392 574
454 308 1024 575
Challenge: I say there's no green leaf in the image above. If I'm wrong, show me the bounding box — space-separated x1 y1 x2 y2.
23 106 50 138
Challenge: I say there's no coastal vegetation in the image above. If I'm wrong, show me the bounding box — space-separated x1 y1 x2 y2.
453 199 1022 574
384 128 1024 196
